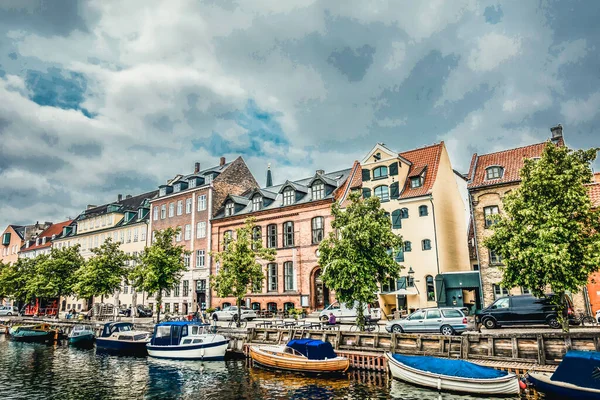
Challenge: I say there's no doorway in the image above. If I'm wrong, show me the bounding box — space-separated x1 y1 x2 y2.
312 268 330 310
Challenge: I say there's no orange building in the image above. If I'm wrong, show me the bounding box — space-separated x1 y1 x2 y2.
585 173 600 313
1 222 51 264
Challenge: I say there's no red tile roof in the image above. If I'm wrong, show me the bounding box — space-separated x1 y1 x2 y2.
336 161 362 207
398 142 443 199
468 142 548 189
588 183 600 209
21 220 73 252
594 172 600 183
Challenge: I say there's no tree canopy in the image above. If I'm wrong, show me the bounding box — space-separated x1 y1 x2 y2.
0 258 36 305
318 192 403 329
211 218 276 325
485 143 600 330
27 245 84 302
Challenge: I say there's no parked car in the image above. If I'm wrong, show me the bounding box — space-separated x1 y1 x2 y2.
319 301 381 322
212 306 257 321
120 305 153 318
475 294 576 329
385 307 471 336
0 306 19 316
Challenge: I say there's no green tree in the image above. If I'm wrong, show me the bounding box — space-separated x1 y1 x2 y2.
130 227 188 323
74 238 130 315
0 258 36 308
485 143 600 331
211 218 276 327
318 192 403 330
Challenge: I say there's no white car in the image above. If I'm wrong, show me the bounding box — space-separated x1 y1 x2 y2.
319 301 381 323
0 306 19 316
212 306 257 321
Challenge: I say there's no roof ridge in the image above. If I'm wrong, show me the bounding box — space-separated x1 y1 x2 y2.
476 141 548 158
399 142 443 155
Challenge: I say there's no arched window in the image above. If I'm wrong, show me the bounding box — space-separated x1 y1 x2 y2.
267 263 278 292
373 166 388 179
422 239 432 251
223 230 233 250
485 166 504 180
311 217 324 244
374 185 389 202
404 241 412 252
400 208 409 219
426 276 435 302
419 205 428 217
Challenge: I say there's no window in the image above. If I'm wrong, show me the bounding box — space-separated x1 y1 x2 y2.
196 280 206 291
196 250 205 268
176 227 182 242
133 228 139 242
164 288 171 297
400 208 409 219
169 202 174 217
484 206 500 228
267 224 277 248
141 229 146 242
267 263 277 292
173 184 180 194
198 195 207 211
404 241 412 252
486 166 504 180
174 282 180 297
391 210 402 229
493 285 510 300
189 179 196 189
441 309 463 318
374 186 389 202
422 239 432 250
177 200 183 216
408 310 425 320
225 202 234 216
283 188 295 205
252 226 262 249
373 166 388 179
161 205 166 219
311 217 324 244
183 280 189 297
252 196 263 211
205 174 213 184
126 230 131 243
223 230 233 249
311 182 325 200
283 222 294 247
426 275 435 301
426 309 441 319
186 198 192 214
411 175 423 188
120 231 124 243
183 254 190 269
196 221 206 239
164 303 170 313
284 261 294 291
419 205 428 217
489 249 502 264
184 224 191 240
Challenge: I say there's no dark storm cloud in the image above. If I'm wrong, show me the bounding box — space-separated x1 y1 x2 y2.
327 45 376 82
0 152 70 174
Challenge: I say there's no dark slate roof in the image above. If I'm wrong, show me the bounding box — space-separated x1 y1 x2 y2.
214 168 352 219
79 190 157 220
9 225 25 240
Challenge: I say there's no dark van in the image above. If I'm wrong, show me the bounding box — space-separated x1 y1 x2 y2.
476 294 575 329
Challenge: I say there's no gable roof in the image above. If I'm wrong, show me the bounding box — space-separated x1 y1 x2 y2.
361 142 413 166
336 161 362 207
398 142 444 199
21 220 73 252
8 225 25 240
468 142 547 189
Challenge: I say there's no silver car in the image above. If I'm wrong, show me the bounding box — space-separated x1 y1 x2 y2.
385 307 470 336
212 306 257 321
0 306 19 316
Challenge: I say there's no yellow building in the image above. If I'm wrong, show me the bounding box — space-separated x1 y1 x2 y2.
360 143 474 316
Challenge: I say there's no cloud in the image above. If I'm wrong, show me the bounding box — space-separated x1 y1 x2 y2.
561 92 600 125
467 33 521 72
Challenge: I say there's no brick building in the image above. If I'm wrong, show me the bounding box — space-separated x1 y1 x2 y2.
210 162 362 313
1 222 52 264
585 173 600 312
148 156 257 314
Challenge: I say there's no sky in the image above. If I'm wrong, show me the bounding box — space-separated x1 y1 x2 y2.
0 0 599 229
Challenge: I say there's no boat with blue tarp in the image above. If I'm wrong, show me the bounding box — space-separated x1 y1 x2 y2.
146 321 228 360
527 350 600 399
385 353 520 395
249 339 350 373
9 323 59 343
95 322 150 356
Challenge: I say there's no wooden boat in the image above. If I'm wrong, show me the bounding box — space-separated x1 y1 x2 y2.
68 324 95 347
9 323 59 343
385 353 520 395
95 322 150 356
147 321 228 360
249 339 350 373
527 350 600 399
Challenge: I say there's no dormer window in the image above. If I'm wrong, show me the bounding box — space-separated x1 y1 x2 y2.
225 201 234 216
410 176 423 188
205 174 213 184
283 188 295 206
138 209 144 220
252 196 263 211
311 181 325 200
159 187 167 197
173 183 181 193
373 166 388 179
486 166 504 180
188 179 196 189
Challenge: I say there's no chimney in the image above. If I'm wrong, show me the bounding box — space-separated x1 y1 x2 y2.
126 194 132 199
194 162 201 174
266 163 273 187
316 169 325 175
550 124 563 144
220 157 226 166
117 194 123 202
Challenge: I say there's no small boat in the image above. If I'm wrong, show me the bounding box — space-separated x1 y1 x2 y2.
527 350 600 399
147 321 229 360
9 323 59 343
68 324 95 347
385 353 520 395
249 339 350 373
95 322 150 356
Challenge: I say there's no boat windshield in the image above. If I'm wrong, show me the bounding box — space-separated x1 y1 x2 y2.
155 326 171 338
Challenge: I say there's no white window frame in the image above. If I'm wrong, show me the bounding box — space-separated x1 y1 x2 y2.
186 198 192 214
177 200 183 216
161 205 166 219
283 188 294 206
225 202 234 216
198 195 207 211
196 250 205 268
196 221 206 239
252 196 262 211
184 224 191 240
169 202 174 218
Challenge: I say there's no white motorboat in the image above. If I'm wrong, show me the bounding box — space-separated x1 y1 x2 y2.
96 322 151 355
147 321 229 360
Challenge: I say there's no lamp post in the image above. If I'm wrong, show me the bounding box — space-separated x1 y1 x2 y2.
407 267 415 287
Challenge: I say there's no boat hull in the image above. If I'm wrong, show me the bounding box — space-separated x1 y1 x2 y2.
69 334 95 347
147 340 228 360
249 345 350 373
528 372 600 399
385 353 520 395
96 338 148 356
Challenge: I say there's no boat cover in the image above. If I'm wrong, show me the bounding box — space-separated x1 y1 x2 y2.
287 339 337 360
551 350 600 389
391 354 508 379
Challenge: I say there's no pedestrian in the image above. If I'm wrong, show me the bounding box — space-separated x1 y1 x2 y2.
328 312 336 325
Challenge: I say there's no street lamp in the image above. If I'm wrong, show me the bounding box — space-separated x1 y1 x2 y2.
407 267 414 287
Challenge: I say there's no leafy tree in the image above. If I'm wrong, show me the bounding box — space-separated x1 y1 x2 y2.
318 192 403 330
0 258 36 308
130 227 188 323
74 238 130 316
211 218 276 326
485 143 600 331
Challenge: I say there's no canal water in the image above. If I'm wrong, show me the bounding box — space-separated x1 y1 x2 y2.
0 335 539 400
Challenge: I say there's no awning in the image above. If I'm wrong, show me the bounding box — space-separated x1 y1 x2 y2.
379 287 418 296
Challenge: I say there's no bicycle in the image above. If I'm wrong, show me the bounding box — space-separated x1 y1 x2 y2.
573 309 597 326
227 315 247 329
349 316 380 333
